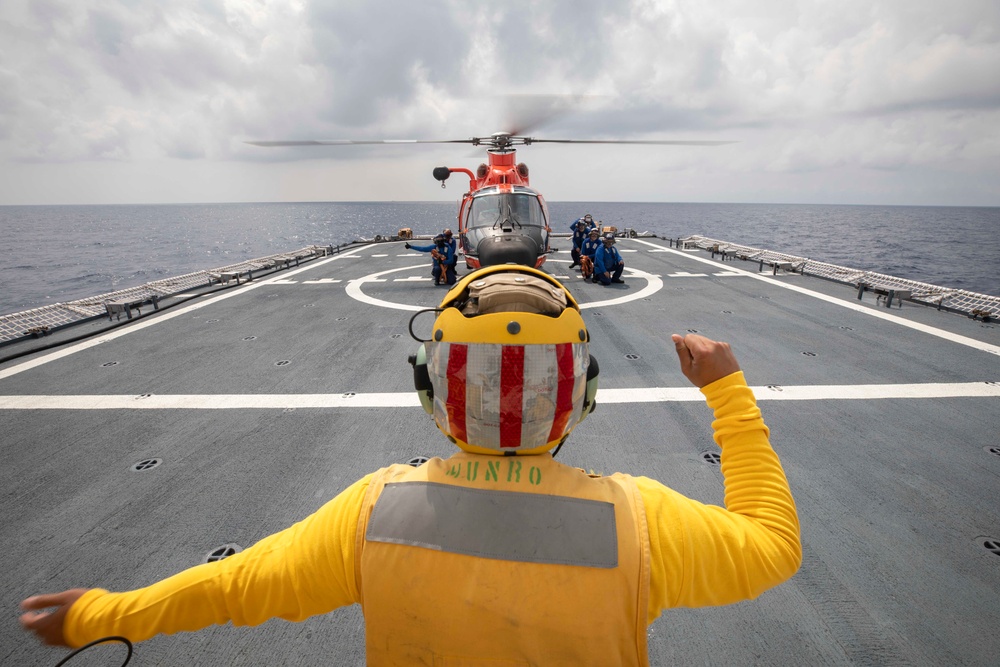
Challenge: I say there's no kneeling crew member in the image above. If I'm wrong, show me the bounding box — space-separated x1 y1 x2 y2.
594 232 625 285
21 266 801 666
406 234 455 285
568 215 593 268
580 227 601 280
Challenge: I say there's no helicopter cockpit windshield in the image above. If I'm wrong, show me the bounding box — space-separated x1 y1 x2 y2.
464 188 549 266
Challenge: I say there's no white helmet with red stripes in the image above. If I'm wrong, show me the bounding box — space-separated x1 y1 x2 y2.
409 265 598 456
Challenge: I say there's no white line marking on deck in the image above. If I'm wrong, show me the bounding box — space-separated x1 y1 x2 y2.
667 272 708 277
601 382 1000 403
0 245 375 381
2 382 997 410
302 279 342 284
631 238 1000 357
0 394 422 409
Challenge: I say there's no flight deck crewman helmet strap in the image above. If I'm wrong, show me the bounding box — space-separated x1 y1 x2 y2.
409 266 599 456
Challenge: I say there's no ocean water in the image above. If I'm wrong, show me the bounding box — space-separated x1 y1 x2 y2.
0 201 997 317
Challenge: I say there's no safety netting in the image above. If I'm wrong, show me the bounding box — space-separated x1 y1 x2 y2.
0 245 331 345
681 235 1000 318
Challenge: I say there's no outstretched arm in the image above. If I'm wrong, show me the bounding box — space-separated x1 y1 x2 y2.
643 334 801 619
20 590 89 646
669 333 739 388
20 473 375 648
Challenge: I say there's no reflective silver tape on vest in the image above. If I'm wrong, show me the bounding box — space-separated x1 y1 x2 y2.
367 482 618 568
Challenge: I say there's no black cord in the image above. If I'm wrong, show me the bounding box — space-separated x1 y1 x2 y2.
551 436 567 458
408 308 443 343
53 636 133 667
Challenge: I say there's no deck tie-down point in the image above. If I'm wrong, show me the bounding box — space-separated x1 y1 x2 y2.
206 544 243 563
131 458 161 472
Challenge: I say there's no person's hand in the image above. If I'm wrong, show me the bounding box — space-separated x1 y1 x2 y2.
671 333 741 388
20 589 89 647
404 243 411 249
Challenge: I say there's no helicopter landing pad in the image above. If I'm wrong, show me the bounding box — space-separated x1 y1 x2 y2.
1 236 999 665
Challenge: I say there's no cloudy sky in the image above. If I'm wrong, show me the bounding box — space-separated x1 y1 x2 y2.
1 0 998 206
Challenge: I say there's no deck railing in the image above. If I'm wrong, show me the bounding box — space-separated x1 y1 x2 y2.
680 235 999 319
0 245 333 345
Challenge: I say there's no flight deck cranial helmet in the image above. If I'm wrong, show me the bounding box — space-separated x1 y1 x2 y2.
408 266 599 456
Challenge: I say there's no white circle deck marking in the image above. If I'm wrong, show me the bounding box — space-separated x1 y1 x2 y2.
345 265 439 311
545 259 662 309
345 259 663 311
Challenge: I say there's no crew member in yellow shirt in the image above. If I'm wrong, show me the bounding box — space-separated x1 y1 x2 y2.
21 265 801 666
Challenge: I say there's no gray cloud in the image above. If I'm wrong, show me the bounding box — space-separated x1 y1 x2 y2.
307 0 470 130
0 0 997 204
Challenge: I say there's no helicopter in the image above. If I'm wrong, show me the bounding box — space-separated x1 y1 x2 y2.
248 126 732 268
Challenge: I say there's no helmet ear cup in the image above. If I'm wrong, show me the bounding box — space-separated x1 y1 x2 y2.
580 354 599 420
408 345 434 415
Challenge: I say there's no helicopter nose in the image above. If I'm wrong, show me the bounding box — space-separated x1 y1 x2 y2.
477 235 537 268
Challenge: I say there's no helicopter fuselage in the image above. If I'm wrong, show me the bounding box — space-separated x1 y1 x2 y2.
435 149 552 269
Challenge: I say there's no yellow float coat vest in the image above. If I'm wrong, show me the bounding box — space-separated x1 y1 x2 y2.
357 452 651 666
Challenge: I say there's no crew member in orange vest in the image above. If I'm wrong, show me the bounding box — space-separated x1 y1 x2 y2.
21 266 801 666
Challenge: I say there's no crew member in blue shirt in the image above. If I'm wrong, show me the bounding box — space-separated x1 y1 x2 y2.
406 235 455 286
580 228 601 281
442 229 459 276
568 214 594 268
594 232 625 285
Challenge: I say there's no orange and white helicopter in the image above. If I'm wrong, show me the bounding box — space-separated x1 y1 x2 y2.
250 127 730 269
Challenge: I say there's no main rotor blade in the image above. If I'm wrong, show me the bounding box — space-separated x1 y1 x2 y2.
246 137 737 150
245 139 475 147
243 139 475 148
527 139 737 146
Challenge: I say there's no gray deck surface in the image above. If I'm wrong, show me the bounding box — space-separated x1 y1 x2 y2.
2 237 999 666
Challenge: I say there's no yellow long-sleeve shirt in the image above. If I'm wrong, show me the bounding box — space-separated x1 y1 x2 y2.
64 371 801 650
